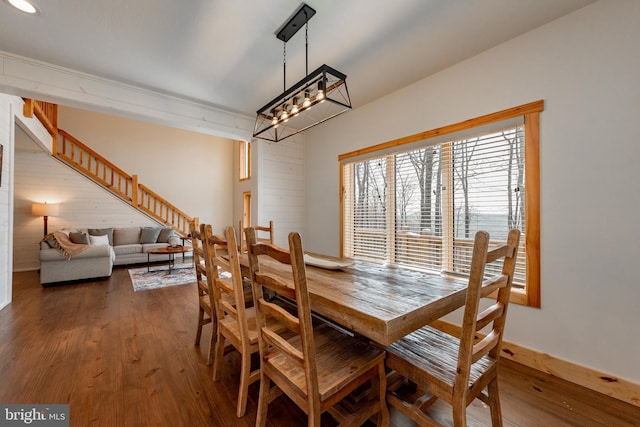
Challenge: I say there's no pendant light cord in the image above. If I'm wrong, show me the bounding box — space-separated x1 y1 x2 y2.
305 19 309 76
283 41 287 92
283 10 311 92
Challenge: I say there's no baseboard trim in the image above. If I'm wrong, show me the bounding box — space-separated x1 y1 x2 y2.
429 320 640 408
12 267 39 273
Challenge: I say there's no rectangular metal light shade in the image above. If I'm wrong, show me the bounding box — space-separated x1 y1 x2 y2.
253 64 352 142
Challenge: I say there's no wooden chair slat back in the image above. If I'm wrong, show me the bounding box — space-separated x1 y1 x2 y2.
206 225 262 418
246 227 319 395
203 225 251 343
255 220 274 244
213 256 232 272
214 276 235 295
239 220 274 252
258 298 301 334
194 223 217 307
455 229 520 392
253 272 297 300
190 224 204 257
190 222 208 297
191 222 217 365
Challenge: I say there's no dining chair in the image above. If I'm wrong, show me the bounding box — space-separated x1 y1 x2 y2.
246 227 389 427
254 220 274 244
204 225 260 418
190 222 216 366
238 220 274 252
384 229 521 427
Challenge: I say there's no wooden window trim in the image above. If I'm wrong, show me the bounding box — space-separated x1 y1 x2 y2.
339 100 543 308
239 140 251 181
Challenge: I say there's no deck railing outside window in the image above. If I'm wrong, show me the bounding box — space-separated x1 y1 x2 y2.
340 101 542 306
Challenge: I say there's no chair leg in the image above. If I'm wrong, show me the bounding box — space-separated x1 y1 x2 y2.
206 322 216 366
255 373 270 427
309 410 322 427
452 399 467 427
212 334 226 382
195 308 204 345
487 376 503 427
375 361 390 426
236 351 252 417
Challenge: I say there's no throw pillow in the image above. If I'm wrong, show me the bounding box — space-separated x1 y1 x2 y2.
140 227 161 244
113 227 141 246
88 228 114 245
69 231 90 245
43 236 57 248
89 234 110 246
157 227 174 243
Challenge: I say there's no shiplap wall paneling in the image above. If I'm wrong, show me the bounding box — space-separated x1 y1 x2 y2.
13 147 159 271
256 138 305 248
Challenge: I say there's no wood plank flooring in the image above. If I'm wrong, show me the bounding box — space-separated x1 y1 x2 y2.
2 267 639 426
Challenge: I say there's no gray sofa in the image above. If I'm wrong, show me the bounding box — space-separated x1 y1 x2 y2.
39 226 182 285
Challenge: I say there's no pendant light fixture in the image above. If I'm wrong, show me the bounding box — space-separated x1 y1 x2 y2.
253 3 352 142
4 0 40 14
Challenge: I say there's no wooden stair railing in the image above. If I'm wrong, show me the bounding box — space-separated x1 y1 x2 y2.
137 183 193 236
56 128 194 236
23 98 195 236
23 99 58 139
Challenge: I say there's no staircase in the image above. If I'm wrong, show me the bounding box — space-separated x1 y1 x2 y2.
24 99 195 236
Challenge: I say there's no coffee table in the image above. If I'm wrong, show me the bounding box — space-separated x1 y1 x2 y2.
147 246 191 273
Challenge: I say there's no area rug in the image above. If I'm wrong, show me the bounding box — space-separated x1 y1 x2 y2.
129 263 196 292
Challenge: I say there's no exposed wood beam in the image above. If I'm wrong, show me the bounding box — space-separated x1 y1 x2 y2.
0 51 254 141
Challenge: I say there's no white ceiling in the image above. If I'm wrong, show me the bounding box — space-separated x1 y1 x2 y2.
0 0 595 118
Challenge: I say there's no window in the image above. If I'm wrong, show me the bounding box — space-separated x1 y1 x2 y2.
340 101 542 307
242 191 251 230
239 140 251 181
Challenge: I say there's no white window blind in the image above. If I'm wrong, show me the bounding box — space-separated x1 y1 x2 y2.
343 124 527 288
343 156 390 262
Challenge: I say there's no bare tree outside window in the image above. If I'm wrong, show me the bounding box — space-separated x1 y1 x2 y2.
352 158 387 260
346 125 526 282
343 101 544 306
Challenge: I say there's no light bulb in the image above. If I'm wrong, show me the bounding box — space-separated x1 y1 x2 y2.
7 0 38 14
302 90 311 108
317 79 325 100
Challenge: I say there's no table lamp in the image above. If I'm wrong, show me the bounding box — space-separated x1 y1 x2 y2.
32 202 59 236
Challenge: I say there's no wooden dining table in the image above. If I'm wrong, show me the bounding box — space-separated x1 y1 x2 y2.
240 253 468 346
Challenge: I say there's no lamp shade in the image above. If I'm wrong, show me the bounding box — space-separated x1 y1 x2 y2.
32 202 59 217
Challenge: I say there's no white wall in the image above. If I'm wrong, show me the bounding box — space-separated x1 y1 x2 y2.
305 0 640 383
254 137 306 248
0 94 53 306
10 106 236 271
0 95 15 310
233 138 306 249
13 134 160 271
57 106 235 229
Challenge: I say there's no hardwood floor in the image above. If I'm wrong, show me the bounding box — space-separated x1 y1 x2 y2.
2 267 638 427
